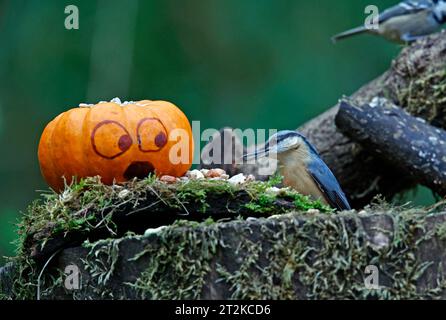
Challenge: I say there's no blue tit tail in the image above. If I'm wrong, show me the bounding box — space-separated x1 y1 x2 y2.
331 26 368 43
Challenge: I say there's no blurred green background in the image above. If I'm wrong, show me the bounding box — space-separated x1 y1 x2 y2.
0 0 436 264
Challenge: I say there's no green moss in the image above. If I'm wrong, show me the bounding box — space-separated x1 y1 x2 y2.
5 174 446 300
398 69 446 124
244 193 277 213
127 223 221 299
243 175 332 214
291 193 331 212
4 174 332 299
117 205 446 300
435 222 446 241
76 237 126 299
4 208 446 300
2 257 37 300
16 175 328 260
216 211 446 299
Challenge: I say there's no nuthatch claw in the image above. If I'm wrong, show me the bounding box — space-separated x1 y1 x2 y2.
332 0 446 44
243 130 351 211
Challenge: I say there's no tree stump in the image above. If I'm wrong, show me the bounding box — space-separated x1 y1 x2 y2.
2 210 446 299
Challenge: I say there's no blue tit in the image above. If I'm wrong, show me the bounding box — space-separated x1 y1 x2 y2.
243 130 351 211
332 0 446 43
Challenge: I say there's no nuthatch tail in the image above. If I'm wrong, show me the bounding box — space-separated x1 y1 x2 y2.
332 0 446 43
243 130 351 211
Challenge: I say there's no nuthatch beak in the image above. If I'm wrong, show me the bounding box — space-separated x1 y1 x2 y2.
242 133 300 161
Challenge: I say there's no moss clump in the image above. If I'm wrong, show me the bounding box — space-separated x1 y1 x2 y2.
244 193 278 213
17 175 331 261
243 175 332 214
244 191 330 214
435 221 446 241
398 69 446 123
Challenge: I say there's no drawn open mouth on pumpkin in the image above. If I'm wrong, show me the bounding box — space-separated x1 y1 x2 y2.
124 161 155 180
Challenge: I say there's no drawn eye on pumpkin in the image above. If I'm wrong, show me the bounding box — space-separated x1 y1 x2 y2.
137 118 168 152
91 120 133 159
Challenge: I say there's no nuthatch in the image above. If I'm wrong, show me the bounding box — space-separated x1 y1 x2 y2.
243 130 351 211
332 0 446 43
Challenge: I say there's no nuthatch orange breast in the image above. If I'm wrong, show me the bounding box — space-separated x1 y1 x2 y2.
243 130 351 211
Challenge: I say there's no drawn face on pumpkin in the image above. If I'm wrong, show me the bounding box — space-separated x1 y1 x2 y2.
91 117 170 179
38 100 194 191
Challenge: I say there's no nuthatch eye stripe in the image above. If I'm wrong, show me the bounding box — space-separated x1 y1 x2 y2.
244 131 307 160
243 130 351 211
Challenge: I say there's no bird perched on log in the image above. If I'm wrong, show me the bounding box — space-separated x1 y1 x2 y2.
243 130 351 211
332 0 446 43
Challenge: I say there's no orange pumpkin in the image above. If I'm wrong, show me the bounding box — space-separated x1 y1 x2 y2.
38 99 194 191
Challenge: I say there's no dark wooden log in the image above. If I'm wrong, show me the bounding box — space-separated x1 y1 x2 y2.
336 98 446 196
4 211 446 299
200 32 446 207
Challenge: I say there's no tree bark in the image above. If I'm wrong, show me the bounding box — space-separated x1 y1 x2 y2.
4 211 446 299
336 98 446 196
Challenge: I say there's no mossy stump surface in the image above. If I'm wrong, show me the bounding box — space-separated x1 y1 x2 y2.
1 177 446 299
